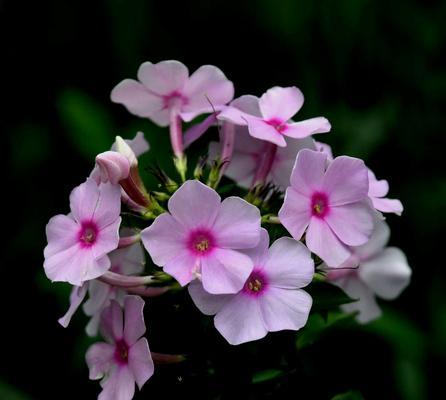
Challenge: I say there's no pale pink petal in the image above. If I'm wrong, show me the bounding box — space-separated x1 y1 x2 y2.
217 105 251 126
215 295 267 345
322 156 369 206
44 214 79 258
99 366 135 400
93 183 122 229
145 107 170 127
188 280 231 315
354 216 390 261
335 278 382 324
371 197 404 215
184 114 218 148
181 65 234 121
306 218 351 267
58 284 88 328
359 247 411 300
368 170 389 197
240 228 270 266
231 95 262 116
126 132 150 157
259 86 304 121
271 136 316 189
213 196 261 249
324 201 374 246
69 178 101 223
141 213 188 266
137 60 189 95
168 180 220 229
86 342 115 380
262 238 314 289
201 249 253 294
110 79 164 118
247 117 287 147
92 219 121 260
128 338 154 390
100 300 124 342
284 117 331 139
278 188 312 240
259 288 312 332
163 250 197 286
289 149 326 196
315 141 334 161
110 242 145 276
123 296 146 345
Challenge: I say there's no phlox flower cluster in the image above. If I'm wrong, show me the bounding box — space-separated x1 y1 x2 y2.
43 60 411 400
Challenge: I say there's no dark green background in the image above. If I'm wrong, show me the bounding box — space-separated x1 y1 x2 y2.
2 0 445 399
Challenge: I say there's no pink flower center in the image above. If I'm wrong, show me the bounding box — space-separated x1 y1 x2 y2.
243 269 268 297
188 229 215 255
266 118 287 134
114 339 129 365
311 192 329 218
78 221 98 247
163 91 188 110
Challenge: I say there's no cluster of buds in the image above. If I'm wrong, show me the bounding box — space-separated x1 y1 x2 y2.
43 60 411 399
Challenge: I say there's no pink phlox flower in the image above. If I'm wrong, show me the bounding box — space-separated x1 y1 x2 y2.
218 88 331 147
111 60 234 126
279 149 375 267
44 178 122 286
141 180 261 294
327 216 411 323
188 228 314 345
86 296 154 400
367 168 403 215
209 124 316 190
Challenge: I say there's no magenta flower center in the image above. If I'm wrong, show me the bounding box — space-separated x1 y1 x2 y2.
243 269 268 297
78 221 98 247
266 118 287 134
114 339 129 365
311 192 329 218
163 91 188 109
188 229 215 255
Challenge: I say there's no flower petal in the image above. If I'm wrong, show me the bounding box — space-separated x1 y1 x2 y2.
259 86 304 121
58 284 88 328
111 79 163 118
259 288 312 332
289 149 326 196
213 196 261 249
240 228 270 267
93 183 122 229
123 296 146 345
137 60 189 95
111 132 150 158
353 216 390 260
284 117 331 139
279 188 312 240
86 342 115 380
262 238 314 289
201 249 253 294
163 250 197 286
100 299 124 343
247 117 287 147
371 197 404 216
359 247 411 300
324 201 374 246
99 366 135 400
214 295 267 345
168 180 221 229
322 156 369 206
188 280 231 315
306 218 351 267
44 214 79 258
128 338 154 390
181 65 234 121
141 213 188 266
69 178 101 223
92 218 121 260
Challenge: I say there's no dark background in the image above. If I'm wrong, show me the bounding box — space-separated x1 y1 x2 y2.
1 0 445 399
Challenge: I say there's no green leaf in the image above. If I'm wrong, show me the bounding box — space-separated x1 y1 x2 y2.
331 389 364 400
251 369 284 384
58 88 114 159
0 380 32 400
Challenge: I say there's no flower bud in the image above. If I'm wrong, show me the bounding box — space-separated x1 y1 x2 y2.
95 151 130 184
